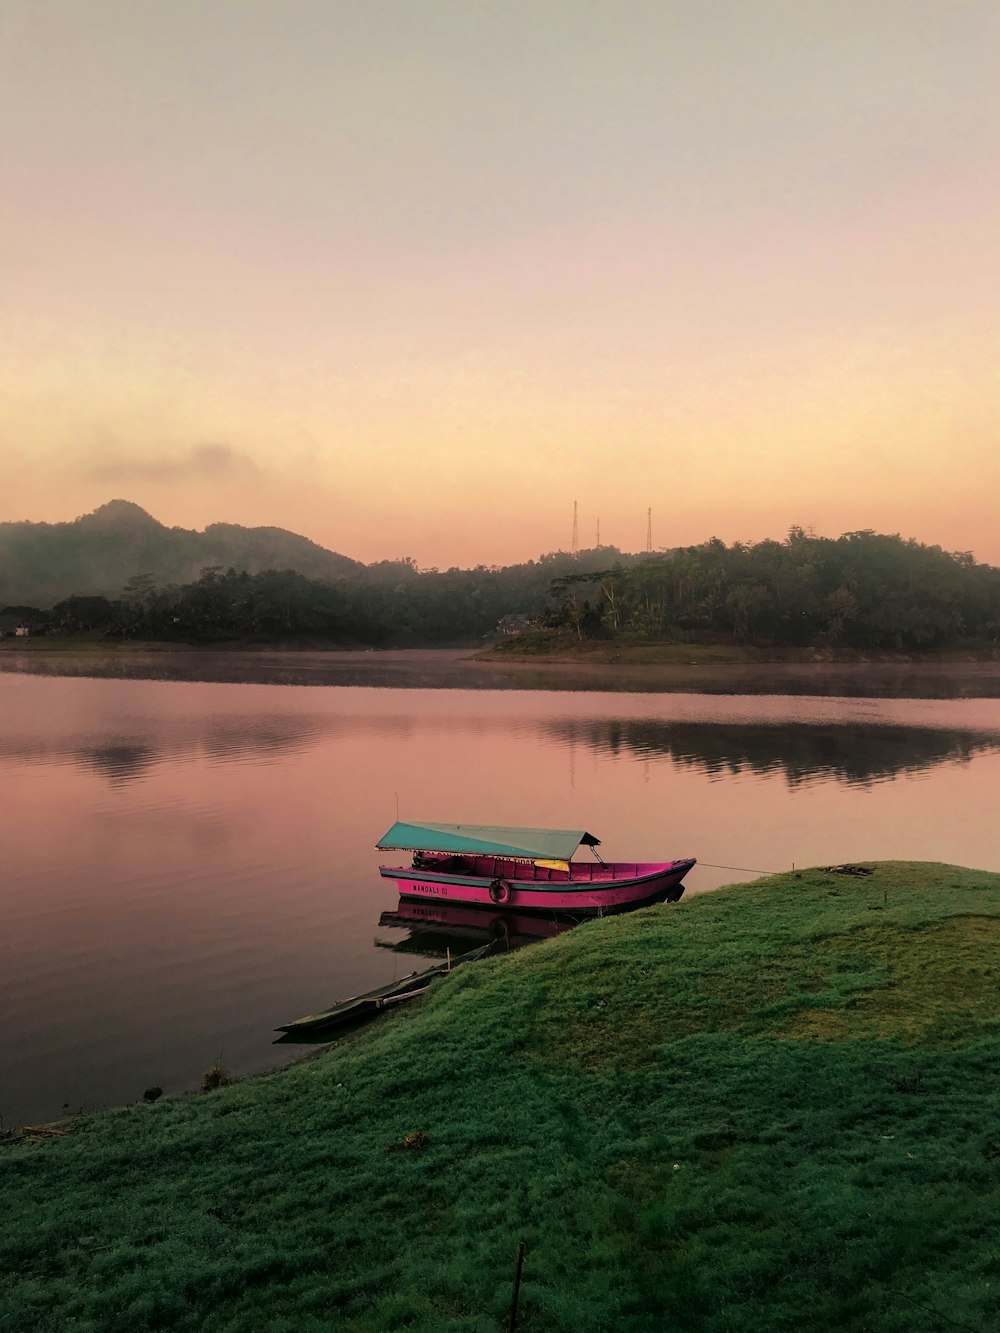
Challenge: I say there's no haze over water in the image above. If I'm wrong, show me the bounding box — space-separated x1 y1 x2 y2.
2 657 999 1127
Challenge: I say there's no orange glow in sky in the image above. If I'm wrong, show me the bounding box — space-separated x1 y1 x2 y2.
2 2 998 567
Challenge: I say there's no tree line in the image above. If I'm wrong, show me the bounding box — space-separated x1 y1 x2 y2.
542 529 1000 650
1 550 629 645
3 529 999 651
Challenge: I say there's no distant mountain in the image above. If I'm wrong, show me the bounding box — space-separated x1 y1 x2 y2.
0 500 362 606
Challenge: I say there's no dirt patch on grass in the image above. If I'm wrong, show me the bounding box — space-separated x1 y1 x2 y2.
543 1005 669 1073
772 916 1000 1046
532 912 1000 1069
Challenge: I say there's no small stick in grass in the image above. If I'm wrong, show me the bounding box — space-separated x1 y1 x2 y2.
509 1240 526 1331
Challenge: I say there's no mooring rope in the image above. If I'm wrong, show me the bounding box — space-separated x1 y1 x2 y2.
695 860 784 876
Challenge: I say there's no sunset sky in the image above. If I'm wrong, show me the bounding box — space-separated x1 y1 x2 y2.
2 1 998 568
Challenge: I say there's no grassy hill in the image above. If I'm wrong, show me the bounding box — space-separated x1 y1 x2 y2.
0 500 361 606
3 862 999 1330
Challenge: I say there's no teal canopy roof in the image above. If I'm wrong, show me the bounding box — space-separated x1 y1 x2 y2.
376 821 600 860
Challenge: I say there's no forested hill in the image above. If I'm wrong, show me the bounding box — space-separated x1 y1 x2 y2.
533 528 1000 652
0 499 625 645
0 500 362 605
2 507 999 652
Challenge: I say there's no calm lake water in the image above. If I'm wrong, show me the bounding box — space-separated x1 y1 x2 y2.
2 650 999 1126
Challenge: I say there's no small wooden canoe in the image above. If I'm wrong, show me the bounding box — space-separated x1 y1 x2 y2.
274 942 494 1034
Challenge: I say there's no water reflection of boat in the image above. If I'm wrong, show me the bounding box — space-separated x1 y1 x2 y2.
377 898 579 956
377 821 695 913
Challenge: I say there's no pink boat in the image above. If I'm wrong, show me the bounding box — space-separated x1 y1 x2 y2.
376 821 695 915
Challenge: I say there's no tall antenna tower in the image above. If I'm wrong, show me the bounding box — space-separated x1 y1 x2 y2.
572 500 579 555
596 517 600 548
646 507 652 553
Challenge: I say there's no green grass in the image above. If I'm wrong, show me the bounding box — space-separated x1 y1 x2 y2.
4 863 1000 1330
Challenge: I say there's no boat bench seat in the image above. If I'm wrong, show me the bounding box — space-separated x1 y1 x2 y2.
465 857 642 883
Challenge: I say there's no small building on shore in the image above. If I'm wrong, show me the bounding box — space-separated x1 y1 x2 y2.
0 608 46 637
494 614 532 637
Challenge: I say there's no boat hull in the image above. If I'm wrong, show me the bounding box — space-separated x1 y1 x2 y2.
378 858 695 914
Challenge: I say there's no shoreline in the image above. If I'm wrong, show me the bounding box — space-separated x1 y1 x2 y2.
4 640 1000 698
475 638 1000 665
4 630 1000 664
10 857 996 1138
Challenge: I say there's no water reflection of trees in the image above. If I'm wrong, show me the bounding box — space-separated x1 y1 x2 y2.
76 744 158 785
543 719 1000 787
0 714 339 786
